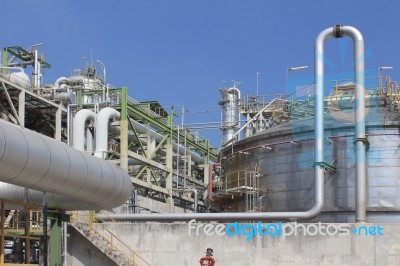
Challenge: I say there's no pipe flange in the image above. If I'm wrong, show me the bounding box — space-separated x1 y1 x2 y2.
333 25 344 38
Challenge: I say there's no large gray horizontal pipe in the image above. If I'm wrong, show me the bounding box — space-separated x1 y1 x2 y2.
0 119 132 209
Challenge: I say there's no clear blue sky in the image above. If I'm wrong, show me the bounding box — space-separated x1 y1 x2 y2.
3 0 400 146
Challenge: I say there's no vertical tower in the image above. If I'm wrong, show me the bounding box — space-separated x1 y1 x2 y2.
219 87 240 145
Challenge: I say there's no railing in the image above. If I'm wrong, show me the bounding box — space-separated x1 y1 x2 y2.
216 170 260 212
70 211 151 266
224 98 284 146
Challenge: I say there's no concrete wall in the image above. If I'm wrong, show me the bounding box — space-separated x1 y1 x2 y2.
94 222 400 266
66 226 116 266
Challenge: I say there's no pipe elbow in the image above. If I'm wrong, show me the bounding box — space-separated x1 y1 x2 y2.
341 25 364 41
55 77 70 89
301 200 323 220
94 107 120 158
227 87 241 100
72 109 96 151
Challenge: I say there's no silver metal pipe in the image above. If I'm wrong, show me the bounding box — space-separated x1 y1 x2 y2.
72 109 96 151
55 77 69 89
341 26 366 222
94 107 120 158
316 25 366 222
96 26 352 223
174 189 198 212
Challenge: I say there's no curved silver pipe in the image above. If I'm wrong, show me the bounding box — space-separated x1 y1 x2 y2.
94 107 120 158
0 119 132 208
258 195 266 212
73 109 96 151
97 25 365 223
96 25 364 222
175 189 198 212
55 77 69 89
227 87 241 100
316 26 366 222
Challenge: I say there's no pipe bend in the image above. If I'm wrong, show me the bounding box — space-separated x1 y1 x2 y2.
73 109 96 151
227 87 241 100
94 107 120 158
55 77 70 89
341 26 364 41
315 27 334 45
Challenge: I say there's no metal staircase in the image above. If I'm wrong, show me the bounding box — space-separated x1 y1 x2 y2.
70 212 151 266
71 222 151 266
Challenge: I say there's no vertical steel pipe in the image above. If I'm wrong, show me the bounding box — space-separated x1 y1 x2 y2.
315 25 366 222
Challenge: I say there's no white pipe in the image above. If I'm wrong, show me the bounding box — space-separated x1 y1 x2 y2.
0 119 132 208
55 77 69 89
72 109 96 151
94 107 120 158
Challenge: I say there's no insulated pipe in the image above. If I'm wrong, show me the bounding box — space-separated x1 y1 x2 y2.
175 189 198 212
73 109 96 151
55 77 69 89
94 107 120 158
0 119 132 208
0 182 124 210
98 26 348 222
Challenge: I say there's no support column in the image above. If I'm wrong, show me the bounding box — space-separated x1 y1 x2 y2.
25 207 31 264
49 212 62 266
203 140 210 185
18 90 25 127
55 108 62 141
2 49 8 75
147 134 155 183
166 134 174 209
0 201 4 266
120 87 128 171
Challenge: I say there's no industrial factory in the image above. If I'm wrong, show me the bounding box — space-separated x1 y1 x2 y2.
0 25 399 265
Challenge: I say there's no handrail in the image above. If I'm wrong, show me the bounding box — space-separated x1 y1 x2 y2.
223 98 283 147
71 211 151 266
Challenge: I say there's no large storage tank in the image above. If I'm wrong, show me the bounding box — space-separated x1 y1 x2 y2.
221 84 400 223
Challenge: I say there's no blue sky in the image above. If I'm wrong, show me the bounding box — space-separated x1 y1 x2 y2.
2 0 400 146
